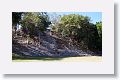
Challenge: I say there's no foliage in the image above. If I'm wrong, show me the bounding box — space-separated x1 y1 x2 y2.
21 12 51 36
52 14 102 51
95 22 102 51
54 14 90 37
96 22 102 38
12 12 102 52
12 12 23 33
12 12 23 26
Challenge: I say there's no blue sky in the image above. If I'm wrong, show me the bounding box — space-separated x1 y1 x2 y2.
48 12 102 24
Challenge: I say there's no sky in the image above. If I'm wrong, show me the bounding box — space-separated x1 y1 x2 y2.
48 12 102 24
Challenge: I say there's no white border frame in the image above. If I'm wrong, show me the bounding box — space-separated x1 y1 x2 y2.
0 0 114 74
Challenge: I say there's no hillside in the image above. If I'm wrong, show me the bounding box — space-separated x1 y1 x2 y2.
12 31 101 59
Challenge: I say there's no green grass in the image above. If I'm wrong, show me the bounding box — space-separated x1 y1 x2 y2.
12 53 102 62
12 55 102 62
12 56 64 61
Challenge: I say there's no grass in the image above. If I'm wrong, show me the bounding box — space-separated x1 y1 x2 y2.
12 55 102 62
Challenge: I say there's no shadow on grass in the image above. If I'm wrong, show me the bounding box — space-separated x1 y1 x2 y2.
12 55 91 61
12 56 68 61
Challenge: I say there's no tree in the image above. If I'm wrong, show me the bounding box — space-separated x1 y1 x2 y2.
95 22 102 51
12 12 22 33
12 12 22 25
96 22 102 38
53 14 91 39
21 12 51 37
52 14 102 51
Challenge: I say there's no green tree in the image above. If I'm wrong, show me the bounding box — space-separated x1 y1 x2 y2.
55 14 91 39
12 12 22 25
96 22 102 38
52 14 102 51
21 12 51 37
95 22 102 51
12 12 23 33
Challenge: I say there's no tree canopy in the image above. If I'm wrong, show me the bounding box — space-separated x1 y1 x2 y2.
96 21 102 38
51 14 102 51
20 12 51 37
12 12 23 26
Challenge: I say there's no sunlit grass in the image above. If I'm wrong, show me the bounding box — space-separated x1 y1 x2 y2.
12 56 102 62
